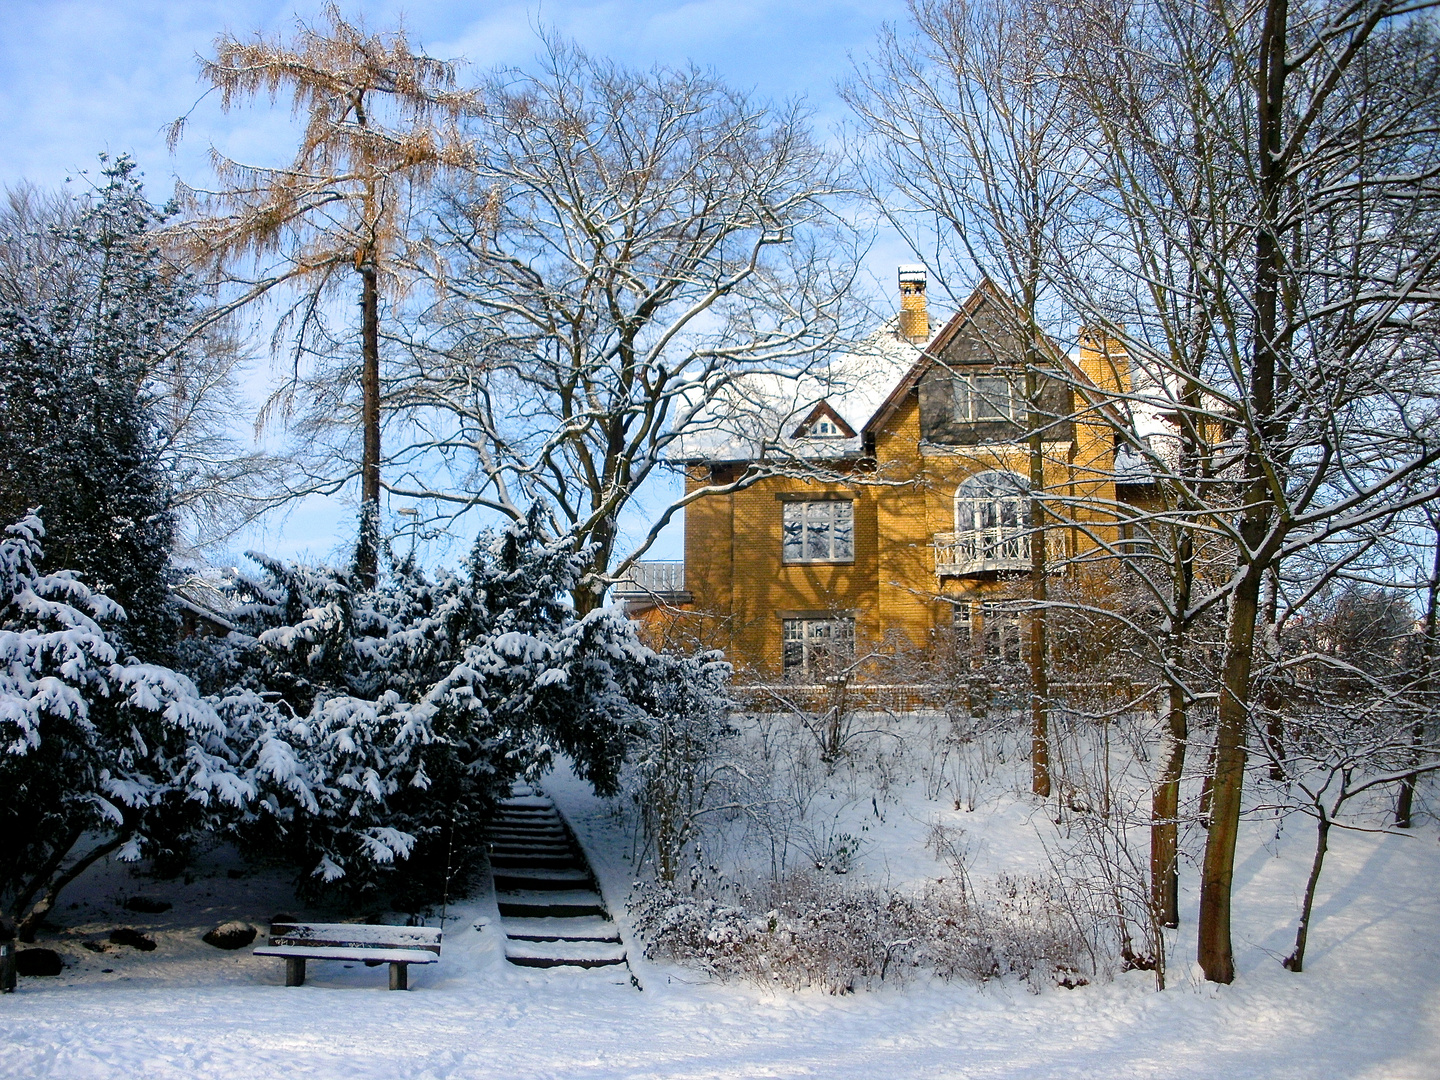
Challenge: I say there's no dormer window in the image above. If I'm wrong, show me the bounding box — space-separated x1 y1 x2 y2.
793 401 856 440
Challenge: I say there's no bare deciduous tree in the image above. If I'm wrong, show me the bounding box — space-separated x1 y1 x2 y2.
391 40 864 610
171 4 475 585
1064 0 1440 982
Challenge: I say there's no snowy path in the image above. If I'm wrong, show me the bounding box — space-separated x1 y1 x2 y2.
0 772 1437 1078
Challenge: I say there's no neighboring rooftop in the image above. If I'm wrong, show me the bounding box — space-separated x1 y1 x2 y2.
670 313 939 465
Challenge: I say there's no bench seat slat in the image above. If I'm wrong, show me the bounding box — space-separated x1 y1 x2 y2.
270 922 441 944
254 945 439 964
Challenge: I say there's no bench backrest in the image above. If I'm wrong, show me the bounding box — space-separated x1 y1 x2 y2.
269 922 442 955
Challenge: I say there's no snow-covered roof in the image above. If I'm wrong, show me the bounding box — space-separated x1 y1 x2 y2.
671 315 937 464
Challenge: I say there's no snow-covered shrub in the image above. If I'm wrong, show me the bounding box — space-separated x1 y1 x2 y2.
631 871 918 992
0 514 259 938
625 650 737 882
203 508 654 906
631 870 1098 994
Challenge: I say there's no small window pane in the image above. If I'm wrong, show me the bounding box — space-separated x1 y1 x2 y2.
974 376 1011 420
783 619 805 671
952 377 973 422
805 502 832 560
832 502 854 558
782 503 804 561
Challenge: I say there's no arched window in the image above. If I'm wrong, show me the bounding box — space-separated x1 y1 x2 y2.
952 470 1030 567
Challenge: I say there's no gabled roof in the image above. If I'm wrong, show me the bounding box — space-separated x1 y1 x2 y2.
862 281 999 437
861 280 1140 440
670 279 1170 467
792 400 857 440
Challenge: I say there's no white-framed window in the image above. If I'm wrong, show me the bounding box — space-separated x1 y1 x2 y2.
782 500 855 563
810 416 842 437
951 600 974 657
981 602 1024 664
782 616 856 675
952 372 1018 423
953 470 1030 565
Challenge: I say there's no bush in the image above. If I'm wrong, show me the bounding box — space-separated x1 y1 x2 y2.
630 869 1097 994
184 508 658 909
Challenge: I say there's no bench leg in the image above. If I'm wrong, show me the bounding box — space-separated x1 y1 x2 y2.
389 962 408 991
285 957 306 987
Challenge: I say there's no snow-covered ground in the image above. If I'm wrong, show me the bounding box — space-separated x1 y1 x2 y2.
2 760 1438 1079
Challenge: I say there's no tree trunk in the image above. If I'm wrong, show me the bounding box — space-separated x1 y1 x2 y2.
1026 350 1050 799
356 256 381 590
1151 674 1188 928
8 825 83 927
1196 0 1288 984
1261 566 1286 780
1398 520 1440 827
1283 811 1330 973
17 834 129 942
1197 565 1264 983
1152 521 1193 929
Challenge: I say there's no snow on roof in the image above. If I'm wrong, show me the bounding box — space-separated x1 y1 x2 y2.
670 315 936 464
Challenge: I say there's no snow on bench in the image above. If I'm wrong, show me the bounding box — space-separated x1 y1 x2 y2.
254 922 442 990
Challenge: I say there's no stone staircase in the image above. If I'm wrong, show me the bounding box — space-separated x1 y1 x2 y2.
489 786 628 972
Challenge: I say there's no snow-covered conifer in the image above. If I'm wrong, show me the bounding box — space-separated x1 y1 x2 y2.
0 513 257 938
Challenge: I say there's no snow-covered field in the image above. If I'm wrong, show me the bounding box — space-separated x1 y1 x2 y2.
2 762 1438 1079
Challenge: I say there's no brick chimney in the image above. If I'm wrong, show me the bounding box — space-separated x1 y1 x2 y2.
898 264 929 342
1077 326 1130 394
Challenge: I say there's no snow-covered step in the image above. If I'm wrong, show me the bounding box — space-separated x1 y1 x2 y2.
496 887 604 906
489 835 570 847
493 870 594 891
496 889 608 919
486 852 576 869
488 835 571 847
483 852 573 864
491 820 564 830
490 819 566 829
501 915 621 943
504 938 627 968
498 797 553 809
488 829 568 842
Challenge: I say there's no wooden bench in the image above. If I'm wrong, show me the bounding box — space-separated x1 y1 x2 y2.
254 922 442 990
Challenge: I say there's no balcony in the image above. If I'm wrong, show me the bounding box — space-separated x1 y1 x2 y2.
611 561 691 611
934 528 1032 576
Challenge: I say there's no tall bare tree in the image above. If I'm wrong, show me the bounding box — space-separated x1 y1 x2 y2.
171 4 475 586
1064 0 1440 981
846 0 1094 797
392 40 863 611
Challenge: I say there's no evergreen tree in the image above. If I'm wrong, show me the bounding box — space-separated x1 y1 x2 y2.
0 514 255 939
0 158 182 660
208 507 656 906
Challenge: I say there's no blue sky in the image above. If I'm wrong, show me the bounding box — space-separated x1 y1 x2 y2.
1 0 917 567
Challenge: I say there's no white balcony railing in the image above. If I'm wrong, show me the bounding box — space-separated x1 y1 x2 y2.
611 561 688 596
934 528 1032 576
